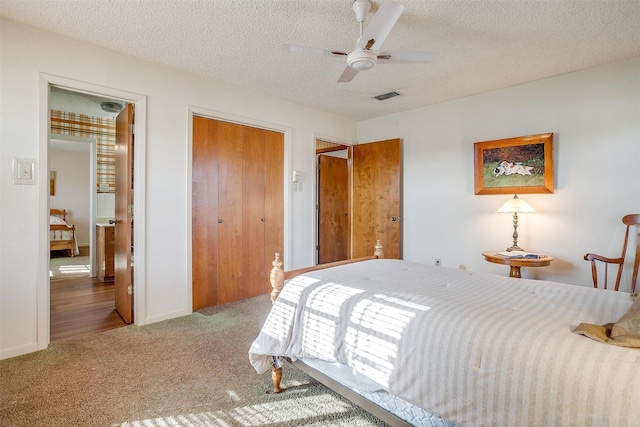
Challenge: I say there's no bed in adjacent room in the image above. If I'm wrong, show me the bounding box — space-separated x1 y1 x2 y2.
249 248 640 426
50 209 78 257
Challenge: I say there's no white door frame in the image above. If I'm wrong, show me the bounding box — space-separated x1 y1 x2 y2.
38 74 147 349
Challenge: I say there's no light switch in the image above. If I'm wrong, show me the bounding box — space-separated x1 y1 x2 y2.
13 158 37 185
18 161 33 180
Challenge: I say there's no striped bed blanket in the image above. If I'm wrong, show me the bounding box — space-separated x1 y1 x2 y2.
249 259 640 426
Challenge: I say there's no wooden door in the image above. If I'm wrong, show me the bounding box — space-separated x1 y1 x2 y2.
192 117 283 309
318 154 349 264
243 127 267 298
114 104 134 323
350 138 402 259
217 122 244 304
192 116 220 308
263 130 284 288
242 127 285 298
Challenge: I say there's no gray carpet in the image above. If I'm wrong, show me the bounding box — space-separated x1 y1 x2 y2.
0 294 388 427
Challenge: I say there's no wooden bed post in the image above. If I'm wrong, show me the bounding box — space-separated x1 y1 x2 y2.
267 241 383 394
374 239 384 259
269 253 284 304
269 253 285 393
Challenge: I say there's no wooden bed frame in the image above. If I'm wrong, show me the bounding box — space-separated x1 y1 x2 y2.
50 209 76 257
266 240 412 427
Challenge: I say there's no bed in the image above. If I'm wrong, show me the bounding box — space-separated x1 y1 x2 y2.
50 209 78 257
249 243 640 426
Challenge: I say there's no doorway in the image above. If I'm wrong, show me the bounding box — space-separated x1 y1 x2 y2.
49 134 94 280
316 138 403 263
48 86 131 341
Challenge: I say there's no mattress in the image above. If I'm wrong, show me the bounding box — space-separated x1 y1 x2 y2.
250 259 640 426
303 358 455 427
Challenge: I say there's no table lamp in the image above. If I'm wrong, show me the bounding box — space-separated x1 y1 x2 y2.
497 194 535 252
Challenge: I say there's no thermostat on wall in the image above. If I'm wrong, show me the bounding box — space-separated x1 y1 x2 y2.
12 158 37 185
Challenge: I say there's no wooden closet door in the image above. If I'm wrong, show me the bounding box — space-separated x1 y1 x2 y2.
192 116 284 309
350 138 402 259
192 117 221 309
243 127 267 298
243 128 284 298
264 130 284 285
217 121 244 304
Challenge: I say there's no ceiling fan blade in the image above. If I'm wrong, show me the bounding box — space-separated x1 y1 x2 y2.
282 44 347 57
356 2 404 51
338 66 360 83
377 51 438 64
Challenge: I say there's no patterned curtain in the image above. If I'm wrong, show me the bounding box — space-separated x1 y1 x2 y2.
50 110 116 193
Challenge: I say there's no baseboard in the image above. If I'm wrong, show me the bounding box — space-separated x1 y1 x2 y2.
77 245 90 256
0 342 39 361
143 308 191 325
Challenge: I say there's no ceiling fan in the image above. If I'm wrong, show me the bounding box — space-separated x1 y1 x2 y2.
283 0 437 83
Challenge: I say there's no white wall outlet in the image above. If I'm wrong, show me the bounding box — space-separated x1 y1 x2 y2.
12 158 37 185
292 170 301 182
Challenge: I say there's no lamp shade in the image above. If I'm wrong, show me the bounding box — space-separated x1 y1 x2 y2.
496 194 535 213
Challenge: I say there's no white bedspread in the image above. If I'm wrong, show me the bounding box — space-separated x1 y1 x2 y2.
249 259 640 426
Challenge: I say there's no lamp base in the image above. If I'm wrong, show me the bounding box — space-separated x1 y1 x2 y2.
506 245 524 252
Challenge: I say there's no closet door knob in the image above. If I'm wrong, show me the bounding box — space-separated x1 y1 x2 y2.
218 219 223 223
391 216 398 222
261 218 266 222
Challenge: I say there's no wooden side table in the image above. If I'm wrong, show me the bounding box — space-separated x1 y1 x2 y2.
482 251 553 278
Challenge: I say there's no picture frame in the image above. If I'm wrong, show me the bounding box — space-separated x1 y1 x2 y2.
474 133 554 195
50 171 56 196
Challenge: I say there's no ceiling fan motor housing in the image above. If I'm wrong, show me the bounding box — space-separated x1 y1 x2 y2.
347 49 377 70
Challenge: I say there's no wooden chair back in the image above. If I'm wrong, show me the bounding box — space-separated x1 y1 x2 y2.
584 214 640 292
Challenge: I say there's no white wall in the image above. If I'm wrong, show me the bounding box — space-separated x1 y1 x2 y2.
0 18 356 359
2 16 637 360
49 149 90 246
358 57 640 287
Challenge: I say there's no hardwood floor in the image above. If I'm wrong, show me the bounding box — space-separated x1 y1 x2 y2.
50 275 127 342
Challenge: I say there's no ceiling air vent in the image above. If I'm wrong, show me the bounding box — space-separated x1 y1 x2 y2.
374 91 400 101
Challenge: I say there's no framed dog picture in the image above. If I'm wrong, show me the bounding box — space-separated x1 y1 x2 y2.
474 133 554 195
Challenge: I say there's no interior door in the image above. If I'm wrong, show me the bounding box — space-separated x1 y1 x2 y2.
192 116 220 309
242 126 267 298
192 116 284 309
318 154 349 264
217 121 245 304
350 138 401 259
263 130 284 287
114 104 134 323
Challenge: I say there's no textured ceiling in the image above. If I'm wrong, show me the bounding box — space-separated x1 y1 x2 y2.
2 0 639 121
